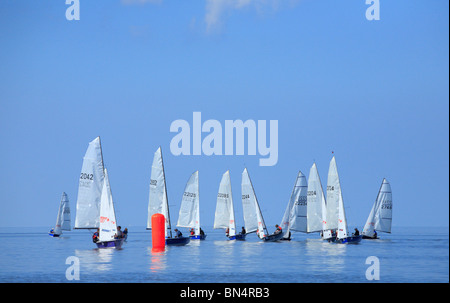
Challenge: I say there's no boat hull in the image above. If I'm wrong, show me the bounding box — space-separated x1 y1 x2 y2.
336 235 362 244
95 238 125 249
323 236 337 242
190 234 207 240
228 234 246 241
49 233 60 237
262 232 283 242
362 235 379 240
166 237 190 246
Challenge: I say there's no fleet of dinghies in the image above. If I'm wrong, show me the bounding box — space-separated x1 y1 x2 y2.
52 136 393 247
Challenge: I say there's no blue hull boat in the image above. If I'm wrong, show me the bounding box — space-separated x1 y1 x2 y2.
49 233 60 237
95 238 124 249
336 235 362 244
190 234 207 240
166 237 190 246
228 234 246 241
262 232 283 242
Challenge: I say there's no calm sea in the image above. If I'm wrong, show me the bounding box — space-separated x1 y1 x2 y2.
0 226 448 283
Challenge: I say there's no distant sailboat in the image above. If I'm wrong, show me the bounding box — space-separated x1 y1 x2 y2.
362 178 393 239
213 170 246 240
328 157 362 244
241 168 283 242
147 147 190 246
300 163 333 239
177 171 206 240
49 192 71 237
279 171 308 240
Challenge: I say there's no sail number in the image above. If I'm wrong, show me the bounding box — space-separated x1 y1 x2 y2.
183 192 196 198
150 179 157 186
295 196 307 206
80 173 93 180
242 194 250 199
307 190 316 196
381 200 392 209
218 193 229 198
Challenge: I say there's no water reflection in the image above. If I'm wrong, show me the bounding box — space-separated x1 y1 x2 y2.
212 239 236 272
147 247 167 273
75 248 115 272
304 239 347 274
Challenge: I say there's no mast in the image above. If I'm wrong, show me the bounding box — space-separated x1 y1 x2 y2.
160 146 172 238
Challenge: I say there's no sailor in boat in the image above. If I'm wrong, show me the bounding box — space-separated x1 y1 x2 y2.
225 228 230 237
353 228 360 236
200 228 205 237
114 226 123 239
274 224 282 235
174 229 183 238
123 227 128 241
240 227 246 235
190 228 195 236
373 230 378 238
49 228 55 235
92 228 100 243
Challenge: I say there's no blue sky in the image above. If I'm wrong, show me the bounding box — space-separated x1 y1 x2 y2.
0 0 448 230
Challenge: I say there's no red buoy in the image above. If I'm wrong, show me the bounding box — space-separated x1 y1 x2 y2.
151 213 165 252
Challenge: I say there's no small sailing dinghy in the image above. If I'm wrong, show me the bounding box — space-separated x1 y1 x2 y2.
95 168 124 248
328 157 362 244
213 170 246 240
362 178 392 239
279 171 308 241
49 192 71 237
241 168 283 242
74 137 123 248
177 171 206 240
147 147 190 246
299 163 333 240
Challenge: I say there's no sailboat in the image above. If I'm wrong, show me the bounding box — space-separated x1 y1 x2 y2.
177 171 206 240
95 168 124 248
147 147 190 246
279 171 308 240
362 178 393 239
74 137 123 248
213 170 246 240
297 163 333 240
328 156 361 244
49 192 71 237
241 168 283 242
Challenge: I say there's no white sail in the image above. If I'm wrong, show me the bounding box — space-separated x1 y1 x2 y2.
280 171 307 237
74 137 105 229
214 170 236 237
99 168 118 242
177 171 200 235
326 156 340 231
147 147 171 237
241 168 267 239
54 192 71 235
306 163 328 234
287 171 308 233
363 178 392 237
61 192 71 231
